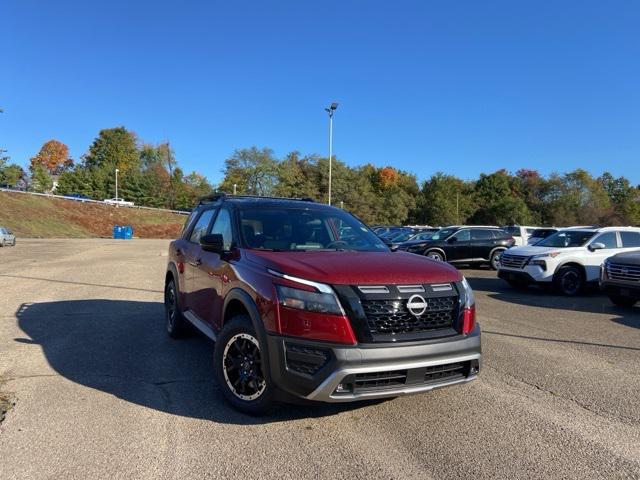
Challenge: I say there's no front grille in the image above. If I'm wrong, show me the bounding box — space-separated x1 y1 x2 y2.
424 362 466 384
361 296 456 336
347 361 471 394
285 343 330 376
354 370 407 390
499 253 529 269
606 262 640 282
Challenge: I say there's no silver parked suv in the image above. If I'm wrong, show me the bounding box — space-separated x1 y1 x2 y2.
0 227 16 247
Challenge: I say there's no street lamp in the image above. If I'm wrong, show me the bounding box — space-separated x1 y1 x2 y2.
325 102 338 205
115 168 119 201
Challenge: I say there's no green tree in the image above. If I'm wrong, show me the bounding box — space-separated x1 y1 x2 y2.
30 164 53 193
472 170 531 225
83 127 140 172
219 147 279 195
0 164 27 188
415 173 476 226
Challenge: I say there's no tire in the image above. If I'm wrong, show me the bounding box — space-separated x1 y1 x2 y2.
425 250 445 262
490 250 503 271
214 314 275 415
553 266 584 296
0 240 4 247
608 295 637 308
165 278 188 338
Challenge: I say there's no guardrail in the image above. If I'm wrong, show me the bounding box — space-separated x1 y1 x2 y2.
0 187 190 215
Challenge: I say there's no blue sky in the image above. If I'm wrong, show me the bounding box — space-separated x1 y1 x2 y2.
2 1 639 185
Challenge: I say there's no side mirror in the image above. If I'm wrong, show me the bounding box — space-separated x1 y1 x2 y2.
200 234 225 254
588 242 606 252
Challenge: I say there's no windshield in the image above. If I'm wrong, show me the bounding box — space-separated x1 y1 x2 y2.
536 230 596 248
238 206 388 252
427 228 456 241
389 231 416 242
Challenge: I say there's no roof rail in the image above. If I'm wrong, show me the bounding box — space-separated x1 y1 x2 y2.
197 192 316 205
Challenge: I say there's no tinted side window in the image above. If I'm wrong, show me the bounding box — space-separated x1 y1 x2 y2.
211 207 234 250
189 209 216 244
594 232 618 249
620 231 640 248
453 230 470 241
471 229 492 241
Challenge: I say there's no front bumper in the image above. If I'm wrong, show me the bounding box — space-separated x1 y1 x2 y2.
498 264 553 283
601 281 640 300
266 326 481 403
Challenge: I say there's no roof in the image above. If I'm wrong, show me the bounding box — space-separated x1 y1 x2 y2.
197 193 332 209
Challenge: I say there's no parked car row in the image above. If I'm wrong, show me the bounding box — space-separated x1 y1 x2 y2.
378 223 640 306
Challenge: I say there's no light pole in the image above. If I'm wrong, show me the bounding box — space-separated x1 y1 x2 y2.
115 168 119 200
233 183 237 195
325 102 338 205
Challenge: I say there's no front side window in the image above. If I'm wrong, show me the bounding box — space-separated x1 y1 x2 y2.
592 232 618 249
211 207 234 250
537 230 596 248
189 209 216 244
621 231 640 248
238 207 387 252
453 229 470 242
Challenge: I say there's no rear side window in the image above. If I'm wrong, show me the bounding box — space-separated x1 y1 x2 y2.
594 232 618 249
491 229 508 239
189 209 216 244
620 231 640 248
502 226 521 237
471 229 493 240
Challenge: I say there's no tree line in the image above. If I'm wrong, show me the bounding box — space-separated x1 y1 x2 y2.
219 147 640 227
0 127 212 210
2 130 639 226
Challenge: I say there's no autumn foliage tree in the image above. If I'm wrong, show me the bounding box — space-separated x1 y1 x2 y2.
29 140 73 175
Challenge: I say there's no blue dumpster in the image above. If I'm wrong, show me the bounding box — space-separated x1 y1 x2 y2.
113 225 133 240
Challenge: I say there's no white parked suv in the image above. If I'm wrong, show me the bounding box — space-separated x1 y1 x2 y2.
497 226 640 295
501 225 540 246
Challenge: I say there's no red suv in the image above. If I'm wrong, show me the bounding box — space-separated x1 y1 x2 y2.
165 194 481 414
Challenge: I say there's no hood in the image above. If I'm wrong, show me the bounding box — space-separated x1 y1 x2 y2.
609 250 640 265
506 245 583 256
244 250 462 285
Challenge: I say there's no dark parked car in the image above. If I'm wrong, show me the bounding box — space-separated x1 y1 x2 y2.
601 250 640 307
397 226 515 270
386 229 440 250
165 195 480 414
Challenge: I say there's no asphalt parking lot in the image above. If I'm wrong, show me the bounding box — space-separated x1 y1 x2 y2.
1 239 639 479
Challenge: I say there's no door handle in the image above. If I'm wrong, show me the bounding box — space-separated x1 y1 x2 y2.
189 259 202 267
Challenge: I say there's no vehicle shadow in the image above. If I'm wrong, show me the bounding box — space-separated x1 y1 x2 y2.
15 300 380 424
466 275 640 330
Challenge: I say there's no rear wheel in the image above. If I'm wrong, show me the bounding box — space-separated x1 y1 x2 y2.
165 278 187 338
425 250 444 262
608 295 637 308
214 315 275 415
553 266 583 296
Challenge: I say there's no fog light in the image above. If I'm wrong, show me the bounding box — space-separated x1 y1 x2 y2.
335 383 349 393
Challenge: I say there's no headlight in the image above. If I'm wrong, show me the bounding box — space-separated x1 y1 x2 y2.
460 277 476 335
276 285 344 315
531 251 561 259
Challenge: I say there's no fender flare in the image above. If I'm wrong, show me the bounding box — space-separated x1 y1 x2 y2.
222 288 266 339
489 247 506 260
424 247 447 261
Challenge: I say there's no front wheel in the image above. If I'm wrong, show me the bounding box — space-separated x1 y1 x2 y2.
490 250 503 270
608 295 637 308
214 315 275 415
425 250 444 262
553 266 583 296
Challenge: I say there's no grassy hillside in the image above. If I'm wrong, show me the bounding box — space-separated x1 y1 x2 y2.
0 191 186 238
